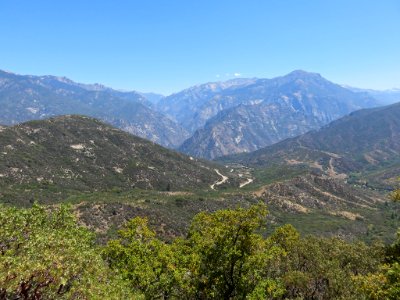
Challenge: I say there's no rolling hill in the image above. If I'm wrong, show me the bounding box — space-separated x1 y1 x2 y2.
0 114 397 243
0 115 231 205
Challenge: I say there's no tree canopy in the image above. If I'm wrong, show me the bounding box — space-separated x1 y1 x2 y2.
0 201 399 299
0 204 133 299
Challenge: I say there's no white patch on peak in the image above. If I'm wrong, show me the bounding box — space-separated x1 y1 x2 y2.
70 144 85 150
26 107 39 114
113 167 123 174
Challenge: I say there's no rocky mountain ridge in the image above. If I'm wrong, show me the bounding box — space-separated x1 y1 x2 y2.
221 101 400 189
0 69 387 159
0 70 189 147
179 70 379 159
157 77 258 133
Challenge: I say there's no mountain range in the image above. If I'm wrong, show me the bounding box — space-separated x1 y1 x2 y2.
347 86 400 105
0 100 398 241
221 101 400 189
178 70 379 159
0 70 188 148
157 77 258 133
1 69 398 161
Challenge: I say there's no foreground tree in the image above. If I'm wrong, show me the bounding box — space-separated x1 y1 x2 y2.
354 232 400 299
0 204 134 299
103 203 388 299
103 216 186 299
1 201 395 299
180 203 285 299
352 188 400 299
274 234 382 299
104 203 286 299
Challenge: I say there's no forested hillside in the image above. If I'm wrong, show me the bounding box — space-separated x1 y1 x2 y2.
0 115 230 205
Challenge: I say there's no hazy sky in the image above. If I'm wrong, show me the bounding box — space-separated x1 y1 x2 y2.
1 0 399 94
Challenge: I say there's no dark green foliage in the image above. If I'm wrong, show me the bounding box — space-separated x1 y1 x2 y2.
1 203 399 299
182 203 276 299
0 204 133 299
272 231 383 299
104 203 286 299
354 231 400 299
103 217 180 299
103 204 389 299
353 189 400 299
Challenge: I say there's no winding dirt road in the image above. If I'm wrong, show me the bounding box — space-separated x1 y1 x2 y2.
239 178 254 188
210 169 228 190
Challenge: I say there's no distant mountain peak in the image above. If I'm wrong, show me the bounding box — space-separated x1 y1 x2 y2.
177 71 380 159
285 69 322 78
177 77 257 93
0 69 17 75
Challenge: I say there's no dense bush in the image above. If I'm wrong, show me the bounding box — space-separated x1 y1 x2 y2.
1 202 399 299
353 190 400 299
103 204 391 299
0 204 134 299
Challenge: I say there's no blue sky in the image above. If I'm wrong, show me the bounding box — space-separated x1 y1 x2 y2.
1 0 399 94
